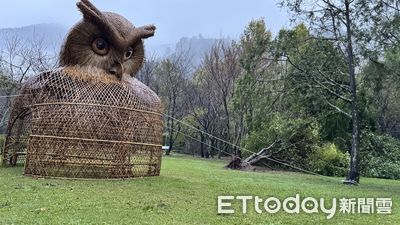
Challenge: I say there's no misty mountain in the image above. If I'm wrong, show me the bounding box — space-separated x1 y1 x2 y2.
172 35 224 66
0 23 68 52
146 35 224 66
0 24 224 66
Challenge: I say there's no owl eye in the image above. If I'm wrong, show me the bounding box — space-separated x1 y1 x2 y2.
125 47 134 60
92 38 109 55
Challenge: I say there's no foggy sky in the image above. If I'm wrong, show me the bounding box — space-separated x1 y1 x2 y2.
0 0 290 45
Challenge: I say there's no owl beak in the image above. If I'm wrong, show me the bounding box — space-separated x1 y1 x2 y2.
108 62 123 80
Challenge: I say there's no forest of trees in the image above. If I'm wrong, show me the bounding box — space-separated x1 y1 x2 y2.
137 0 400 182
0 0 399 183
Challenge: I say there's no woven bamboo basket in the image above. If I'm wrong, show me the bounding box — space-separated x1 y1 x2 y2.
2 66 163 179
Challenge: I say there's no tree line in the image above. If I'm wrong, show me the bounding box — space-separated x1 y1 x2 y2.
138 0 400 183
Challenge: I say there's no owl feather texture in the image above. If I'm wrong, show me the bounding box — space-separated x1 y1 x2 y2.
61 0 156 80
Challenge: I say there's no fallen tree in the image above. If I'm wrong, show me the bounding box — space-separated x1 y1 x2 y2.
226 141 278 170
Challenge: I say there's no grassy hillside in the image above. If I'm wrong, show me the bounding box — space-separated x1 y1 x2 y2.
0 155 399 225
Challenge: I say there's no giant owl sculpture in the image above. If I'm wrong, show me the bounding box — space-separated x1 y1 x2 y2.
1 0 164 179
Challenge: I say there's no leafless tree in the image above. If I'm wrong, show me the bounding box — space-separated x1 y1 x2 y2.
201 40 242 156
136 53 160 93
0 30 57 131
183 68 218 158
157 50 192 155
180 40 243 158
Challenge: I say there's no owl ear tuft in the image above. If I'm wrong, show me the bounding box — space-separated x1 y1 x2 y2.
76 0 102 22
76 0 125 48
128 25 156 45
136 25 156 39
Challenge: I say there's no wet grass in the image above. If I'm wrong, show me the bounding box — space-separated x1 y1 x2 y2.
0 155 399 224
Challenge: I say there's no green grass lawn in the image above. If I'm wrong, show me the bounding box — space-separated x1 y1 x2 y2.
0 155 399 225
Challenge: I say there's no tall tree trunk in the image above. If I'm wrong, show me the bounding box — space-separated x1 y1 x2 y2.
166 127 173 155
210 138 216 158
165 117 173 155
166 96 176 156
217 138 222 159
344 0 360 185
234 113 244 158
205 146 210 158
223 98 231 155
200 132 205 158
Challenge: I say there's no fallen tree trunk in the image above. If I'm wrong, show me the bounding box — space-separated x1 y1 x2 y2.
226 141 278 170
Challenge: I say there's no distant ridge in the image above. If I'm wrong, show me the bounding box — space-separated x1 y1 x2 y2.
0 24 227 65
0 23 68 51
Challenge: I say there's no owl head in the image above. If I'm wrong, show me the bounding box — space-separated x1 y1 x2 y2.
59 0 155 80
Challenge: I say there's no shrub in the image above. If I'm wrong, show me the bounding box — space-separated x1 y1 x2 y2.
310 143 349 177
360 131 400 179
242 113 320 170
